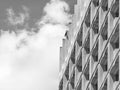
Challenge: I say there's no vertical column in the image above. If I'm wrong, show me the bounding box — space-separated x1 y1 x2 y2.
82 61 90 90
75 51 82 86
82 32 90 70
91 0 99 24
108 0 119 68
98 48 108 89
99 0 108 29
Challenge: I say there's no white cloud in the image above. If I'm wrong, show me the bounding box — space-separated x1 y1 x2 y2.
0 0 71 90
6 6 29 26
39 0 71 25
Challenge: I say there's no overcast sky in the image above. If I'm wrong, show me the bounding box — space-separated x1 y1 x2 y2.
0 0 74 90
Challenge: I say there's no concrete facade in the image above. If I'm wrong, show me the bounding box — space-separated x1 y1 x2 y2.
59 0 120 90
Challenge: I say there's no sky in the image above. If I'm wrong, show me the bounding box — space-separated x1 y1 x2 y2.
0 0 75 30
0 0 74 90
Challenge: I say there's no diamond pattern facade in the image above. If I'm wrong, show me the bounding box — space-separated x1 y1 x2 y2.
59 0 120 90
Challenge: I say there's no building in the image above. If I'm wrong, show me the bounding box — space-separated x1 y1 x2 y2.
59 0 120 90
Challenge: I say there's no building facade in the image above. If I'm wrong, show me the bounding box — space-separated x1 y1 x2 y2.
59 0 120 90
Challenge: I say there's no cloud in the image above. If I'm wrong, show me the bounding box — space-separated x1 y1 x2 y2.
39 0 71 25
6 6 29 26
0 0 71 90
